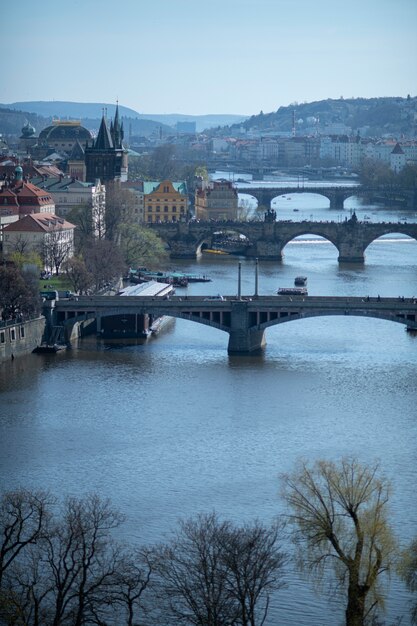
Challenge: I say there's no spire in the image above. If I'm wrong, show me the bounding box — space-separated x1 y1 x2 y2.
94 113 114 150
112 100 123 148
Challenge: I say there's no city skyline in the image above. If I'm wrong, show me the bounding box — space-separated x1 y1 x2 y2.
1 0 416 117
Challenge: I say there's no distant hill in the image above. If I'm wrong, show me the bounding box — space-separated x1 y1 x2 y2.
229 96 417 138
1 101 248 133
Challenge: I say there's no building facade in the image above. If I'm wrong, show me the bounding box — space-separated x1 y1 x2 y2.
195 179 238 221
144 180 188 223
2 213 75 271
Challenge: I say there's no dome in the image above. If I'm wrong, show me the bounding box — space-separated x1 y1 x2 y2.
21 121 36 137
15 165 23 180
38 121 92 144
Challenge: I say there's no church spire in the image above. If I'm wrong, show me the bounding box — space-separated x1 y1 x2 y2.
111 100 123 148
94 113 113 150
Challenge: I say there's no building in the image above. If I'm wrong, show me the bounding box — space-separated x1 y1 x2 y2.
31 120 93 159
195 179 238 221
144 180 188 223
19 121 37 153
85 104 128 183
30 175 106 239
2 213 75 271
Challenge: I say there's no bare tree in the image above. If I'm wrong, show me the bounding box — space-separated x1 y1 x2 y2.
398 536 417 624
0 489 52 587
42 494 124 626
82 239 125 292
41 228 73 276
281 458 397 626
221 520 287 626
154 512 287 626
62 256 93 295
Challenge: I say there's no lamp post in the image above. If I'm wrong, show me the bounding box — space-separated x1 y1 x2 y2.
255 258 259 297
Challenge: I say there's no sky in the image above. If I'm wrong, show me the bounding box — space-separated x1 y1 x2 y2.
1 0 416 116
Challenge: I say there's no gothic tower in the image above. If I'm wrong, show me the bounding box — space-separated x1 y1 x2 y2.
84 103 128 183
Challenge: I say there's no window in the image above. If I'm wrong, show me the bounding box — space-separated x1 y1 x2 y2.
156 206 160 212
0 331 4 344
20 326 25 339
164 206 168 212
148 215 152 222
148 205 152 212
172 206 177 212
180 207 185 213
10 328 16 341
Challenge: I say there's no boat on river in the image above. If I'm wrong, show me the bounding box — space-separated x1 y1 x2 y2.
277 287 308 296
294 276 307 286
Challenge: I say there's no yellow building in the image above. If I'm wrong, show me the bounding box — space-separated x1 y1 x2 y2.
144 180 188 223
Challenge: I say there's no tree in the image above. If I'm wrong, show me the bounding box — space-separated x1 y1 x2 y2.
281 458 396 626
118 223 167 269
155 512 287 626
83 239 125 292
41 228 74 276
221 520 287 626
62 256 93 295
398 537 417 624
0 489 52 588
0 265 41 321
105 183 138 242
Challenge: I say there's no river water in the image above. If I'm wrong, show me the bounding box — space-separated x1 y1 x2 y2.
1 179 417 625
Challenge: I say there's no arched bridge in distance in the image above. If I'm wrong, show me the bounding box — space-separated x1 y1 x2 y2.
149 219 417 263
236 184 416 210
53 295 417 355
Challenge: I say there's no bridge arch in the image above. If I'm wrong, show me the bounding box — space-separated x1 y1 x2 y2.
363 230 417 255
271 191 331 208
280 229 340 259
252 310 417 333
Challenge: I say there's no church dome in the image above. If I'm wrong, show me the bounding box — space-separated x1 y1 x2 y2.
21 121 36 137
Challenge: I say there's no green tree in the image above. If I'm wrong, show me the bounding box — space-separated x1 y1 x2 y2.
281 457 396 626
118 223 167 269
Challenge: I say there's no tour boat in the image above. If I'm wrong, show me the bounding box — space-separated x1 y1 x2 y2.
277 287 308 296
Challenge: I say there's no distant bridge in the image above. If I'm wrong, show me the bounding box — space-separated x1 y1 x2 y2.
238 185 365 210
149 219 417 262
52 295 417 354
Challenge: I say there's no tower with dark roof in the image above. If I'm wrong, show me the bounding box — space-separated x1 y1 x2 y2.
84 105 128 183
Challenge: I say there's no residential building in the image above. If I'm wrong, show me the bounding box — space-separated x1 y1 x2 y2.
2 213 75 270
30 176 106 239
0 165 55 243
195 179 238 221
144 180 188 223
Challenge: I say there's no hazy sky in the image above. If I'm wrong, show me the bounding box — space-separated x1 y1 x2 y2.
2 0 416 116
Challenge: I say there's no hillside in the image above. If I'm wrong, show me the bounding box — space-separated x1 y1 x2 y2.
1 101 248 133
228 96 417 138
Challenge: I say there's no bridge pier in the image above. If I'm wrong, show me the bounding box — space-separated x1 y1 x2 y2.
338 241 365 263
227 302 266 354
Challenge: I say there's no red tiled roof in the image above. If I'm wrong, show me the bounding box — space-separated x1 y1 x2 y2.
3 213 75 233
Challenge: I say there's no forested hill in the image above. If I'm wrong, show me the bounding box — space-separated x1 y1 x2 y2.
0 101 248 134
229 96 417 137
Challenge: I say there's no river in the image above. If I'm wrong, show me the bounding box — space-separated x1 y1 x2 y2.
1 178 416 624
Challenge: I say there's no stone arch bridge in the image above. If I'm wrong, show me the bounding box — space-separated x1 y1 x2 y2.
149 219 417 262
237 185 416 210
52 295 417 355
